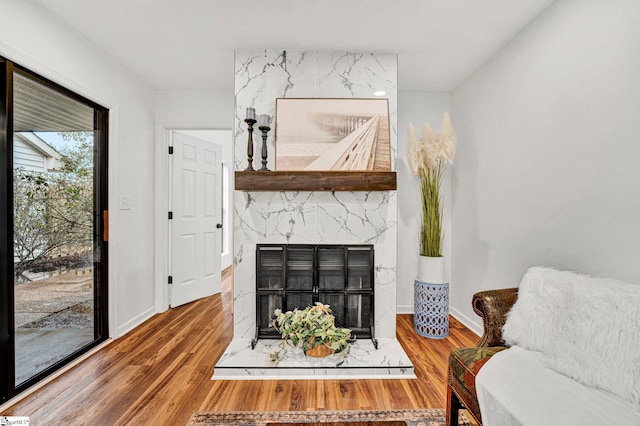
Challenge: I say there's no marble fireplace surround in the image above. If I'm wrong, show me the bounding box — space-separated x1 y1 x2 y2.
213 50 413 379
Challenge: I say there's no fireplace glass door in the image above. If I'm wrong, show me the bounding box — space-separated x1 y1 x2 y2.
255 244 374 343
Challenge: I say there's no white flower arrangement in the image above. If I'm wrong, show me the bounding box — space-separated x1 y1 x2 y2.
407 113 456 257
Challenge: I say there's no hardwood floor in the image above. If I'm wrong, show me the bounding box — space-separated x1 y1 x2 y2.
2 268 479 425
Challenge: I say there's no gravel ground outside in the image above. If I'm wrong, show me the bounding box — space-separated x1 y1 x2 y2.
13 270 95 384
14 270 93 328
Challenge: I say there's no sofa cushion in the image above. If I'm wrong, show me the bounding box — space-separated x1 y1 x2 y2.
476 346 640 425
450 346 508 396
502 266 640 406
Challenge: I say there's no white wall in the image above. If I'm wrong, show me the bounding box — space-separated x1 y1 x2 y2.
451 0 640 334
154 89 234 310
1 0 157 337
155 89 233 128
396 92 452 313
155 88 454 320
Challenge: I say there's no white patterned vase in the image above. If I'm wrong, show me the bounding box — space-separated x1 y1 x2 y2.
415 255 449 339
418 255 445 284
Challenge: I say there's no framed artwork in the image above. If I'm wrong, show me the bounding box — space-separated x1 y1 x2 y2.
275 98 391 171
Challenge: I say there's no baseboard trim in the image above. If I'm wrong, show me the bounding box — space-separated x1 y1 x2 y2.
396 304 414 314
0 339 113 412
449 306 482 336
116 306 156 338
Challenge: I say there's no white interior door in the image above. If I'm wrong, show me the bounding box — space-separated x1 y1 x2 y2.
170 132 222 307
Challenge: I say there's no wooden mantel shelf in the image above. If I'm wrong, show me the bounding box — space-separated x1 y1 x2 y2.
235 171 397 191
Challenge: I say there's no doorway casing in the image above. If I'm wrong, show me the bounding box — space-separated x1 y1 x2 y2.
154 124 233 313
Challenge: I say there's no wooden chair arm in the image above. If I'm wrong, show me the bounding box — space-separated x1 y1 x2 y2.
472 287 519 347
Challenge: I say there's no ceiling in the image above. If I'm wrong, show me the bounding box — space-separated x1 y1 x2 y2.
35 0 557 92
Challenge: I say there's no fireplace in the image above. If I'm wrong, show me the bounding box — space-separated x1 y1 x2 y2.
253 244 376 348
213 51 413 379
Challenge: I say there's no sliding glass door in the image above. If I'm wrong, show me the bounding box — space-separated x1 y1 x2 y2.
0 57 108 402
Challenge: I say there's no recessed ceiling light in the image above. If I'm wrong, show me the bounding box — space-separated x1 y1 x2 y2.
374 90 386 97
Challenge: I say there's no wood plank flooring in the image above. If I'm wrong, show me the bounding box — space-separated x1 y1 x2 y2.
2 268 479 425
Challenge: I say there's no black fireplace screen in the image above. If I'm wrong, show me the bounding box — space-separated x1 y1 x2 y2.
254 244 375 348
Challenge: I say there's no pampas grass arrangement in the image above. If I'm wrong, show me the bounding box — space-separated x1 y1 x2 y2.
407 113 456 257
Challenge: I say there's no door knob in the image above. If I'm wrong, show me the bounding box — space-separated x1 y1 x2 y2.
216 223 223 229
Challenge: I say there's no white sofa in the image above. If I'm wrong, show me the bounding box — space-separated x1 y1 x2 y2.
475 267 640 425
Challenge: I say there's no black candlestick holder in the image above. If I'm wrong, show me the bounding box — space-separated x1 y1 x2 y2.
244 118 257 171
258 125 271 171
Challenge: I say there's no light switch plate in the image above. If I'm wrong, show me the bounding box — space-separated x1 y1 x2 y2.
119 195 132 210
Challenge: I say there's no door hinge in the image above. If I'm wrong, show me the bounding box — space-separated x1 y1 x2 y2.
168 146 174 154
168 211 173 220
168 276 173 284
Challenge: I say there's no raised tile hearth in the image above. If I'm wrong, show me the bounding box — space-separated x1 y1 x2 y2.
213 338 414 380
